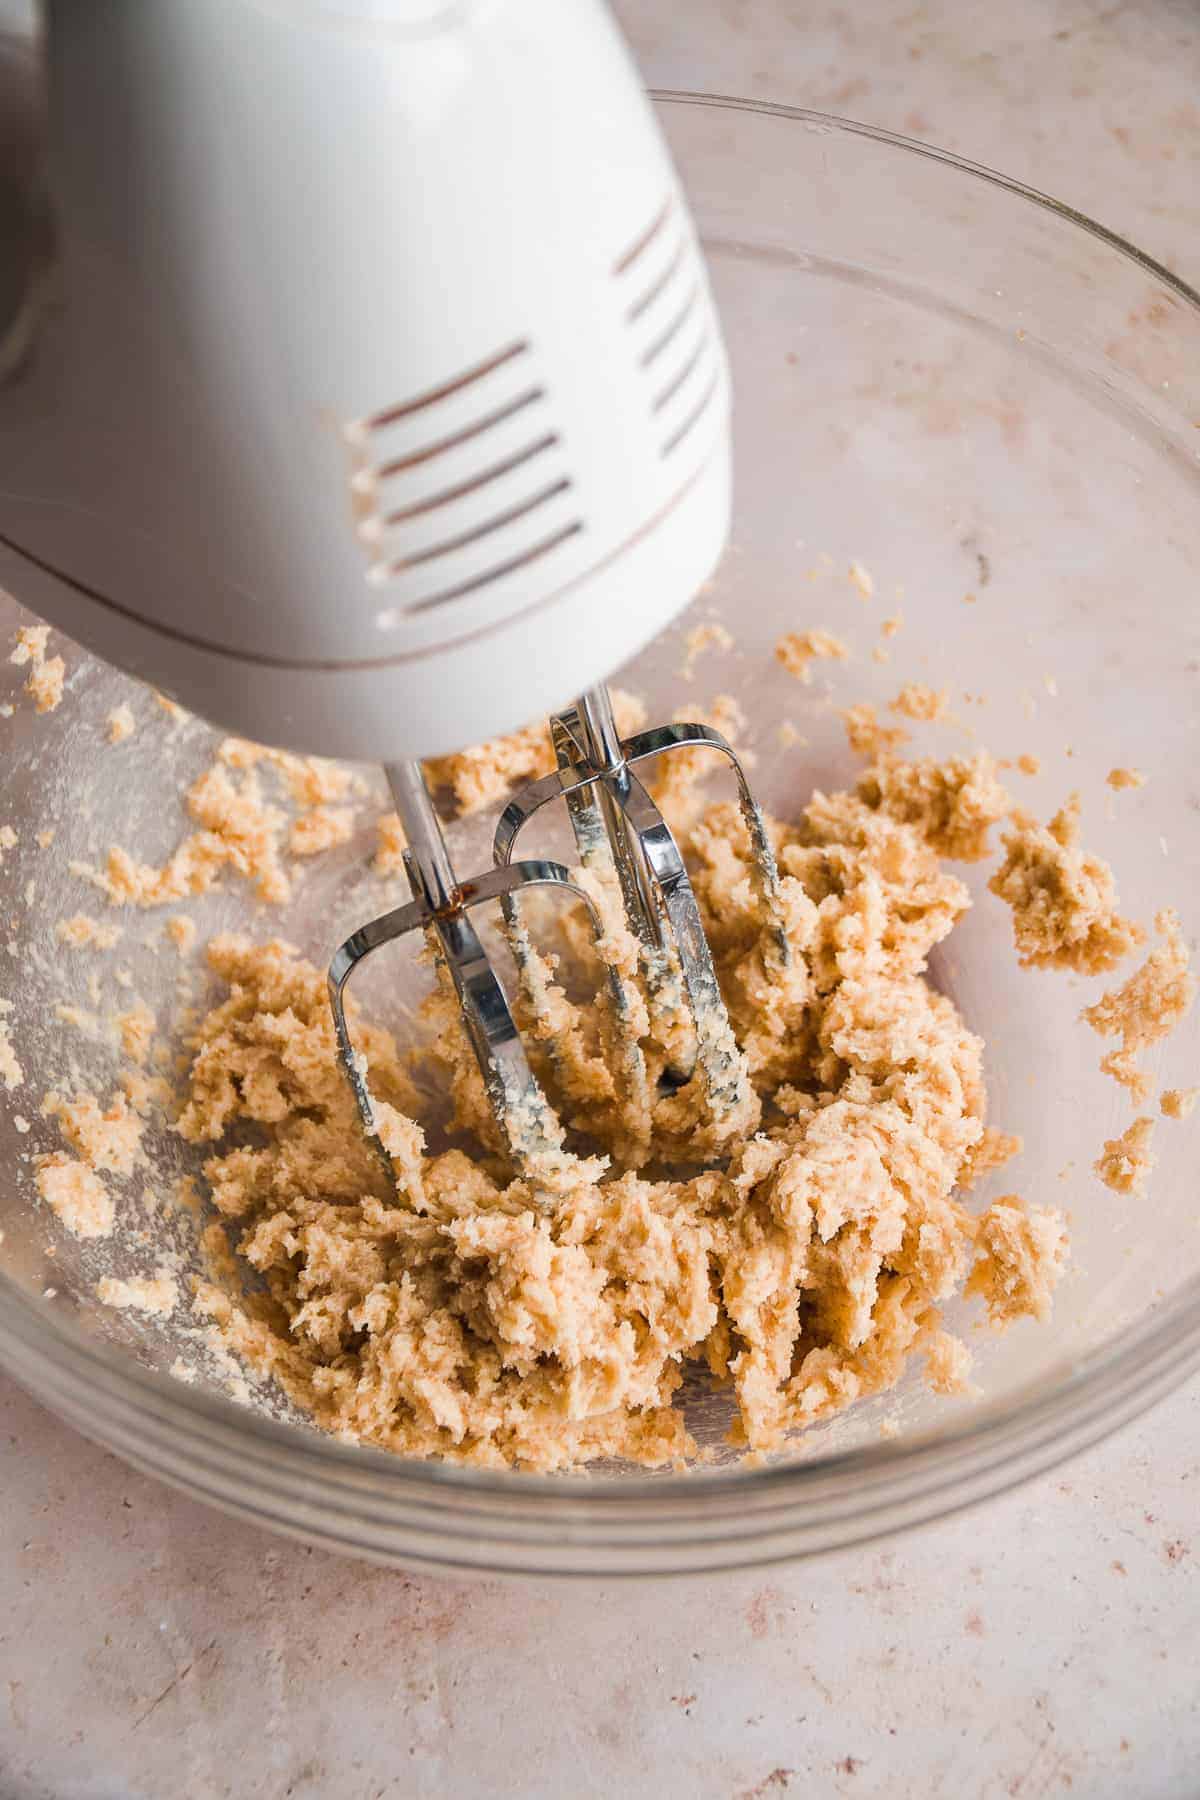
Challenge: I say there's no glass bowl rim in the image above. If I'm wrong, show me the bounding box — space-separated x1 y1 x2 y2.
3 92 1199 1560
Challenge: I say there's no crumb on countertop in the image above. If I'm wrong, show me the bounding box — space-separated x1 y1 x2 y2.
165 916 197 956
853 751 1010 861
841 702 910 760
923 1330 977 1396
35 1154 114 1239
1161 1086 1198 1120
989 795 1144 973
1015 754 1040 777
42 1087 143 1177
959 1125 1023 1189
71 761 292 908
10 625 49 668
55 915 124 951
645 694 751 827
153 690 190 724
966 1196 1068 1328
27 661 62 715
216 737 365 810
374 811 408 878
890 682 950 723
289 805 355 858
11 625 64 713
121 1069 172 1116
424 688 645 818
96 1271 177 1316
1095 1115 1156 1196
117 1000 156 1067
53 1002 100 1036
848 560 874 600
107 705 136 744
679 621 734 680
0 1000 23 1090
774 628 849 684
1082 909 1195 1102
1106 767 1146 792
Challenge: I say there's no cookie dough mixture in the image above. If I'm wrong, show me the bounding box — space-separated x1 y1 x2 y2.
27 623 1192 1474
166 739 1070 1472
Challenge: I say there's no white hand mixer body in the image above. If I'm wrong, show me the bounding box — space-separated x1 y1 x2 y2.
0 0 729 759
0 0 789 1174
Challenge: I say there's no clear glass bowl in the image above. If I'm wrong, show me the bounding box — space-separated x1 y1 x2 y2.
2 95 1199 1576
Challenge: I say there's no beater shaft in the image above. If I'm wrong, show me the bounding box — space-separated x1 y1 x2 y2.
496 682 788 1126
329 762 576 1180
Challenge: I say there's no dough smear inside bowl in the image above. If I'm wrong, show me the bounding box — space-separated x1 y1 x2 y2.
3 596 1190 1476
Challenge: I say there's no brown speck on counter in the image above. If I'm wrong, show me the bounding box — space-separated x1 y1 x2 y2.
746 1591 773 1640
735 1771 796 1800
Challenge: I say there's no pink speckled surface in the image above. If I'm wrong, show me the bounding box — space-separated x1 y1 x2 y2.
2 1375 1197 1798
3 4 1200 1796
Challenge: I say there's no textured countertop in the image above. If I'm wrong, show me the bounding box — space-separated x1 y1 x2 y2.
3 3 1199 1796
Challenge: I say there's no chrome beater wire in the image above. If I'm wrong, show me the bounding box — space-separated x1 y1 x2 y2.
495 683 791 1130
329 761 603 1193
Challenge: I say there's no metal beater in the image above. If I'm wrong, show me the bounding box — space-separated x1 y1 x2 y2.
329 682 789 1177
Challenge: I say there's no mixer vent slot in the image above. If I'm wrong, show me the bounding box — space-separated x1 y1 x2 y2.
375 385 546 479
345 338 583 614
383 434 560 527
386 478 574 575
615 197 722 462
613 196 675 276
638 281 701 370
660 370 720 459
389 522 584 620
367 340 530 427
626 234 688 324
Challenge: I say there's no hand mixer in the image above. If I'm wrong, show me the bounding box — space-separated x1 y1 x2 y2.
0 0 788 1177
